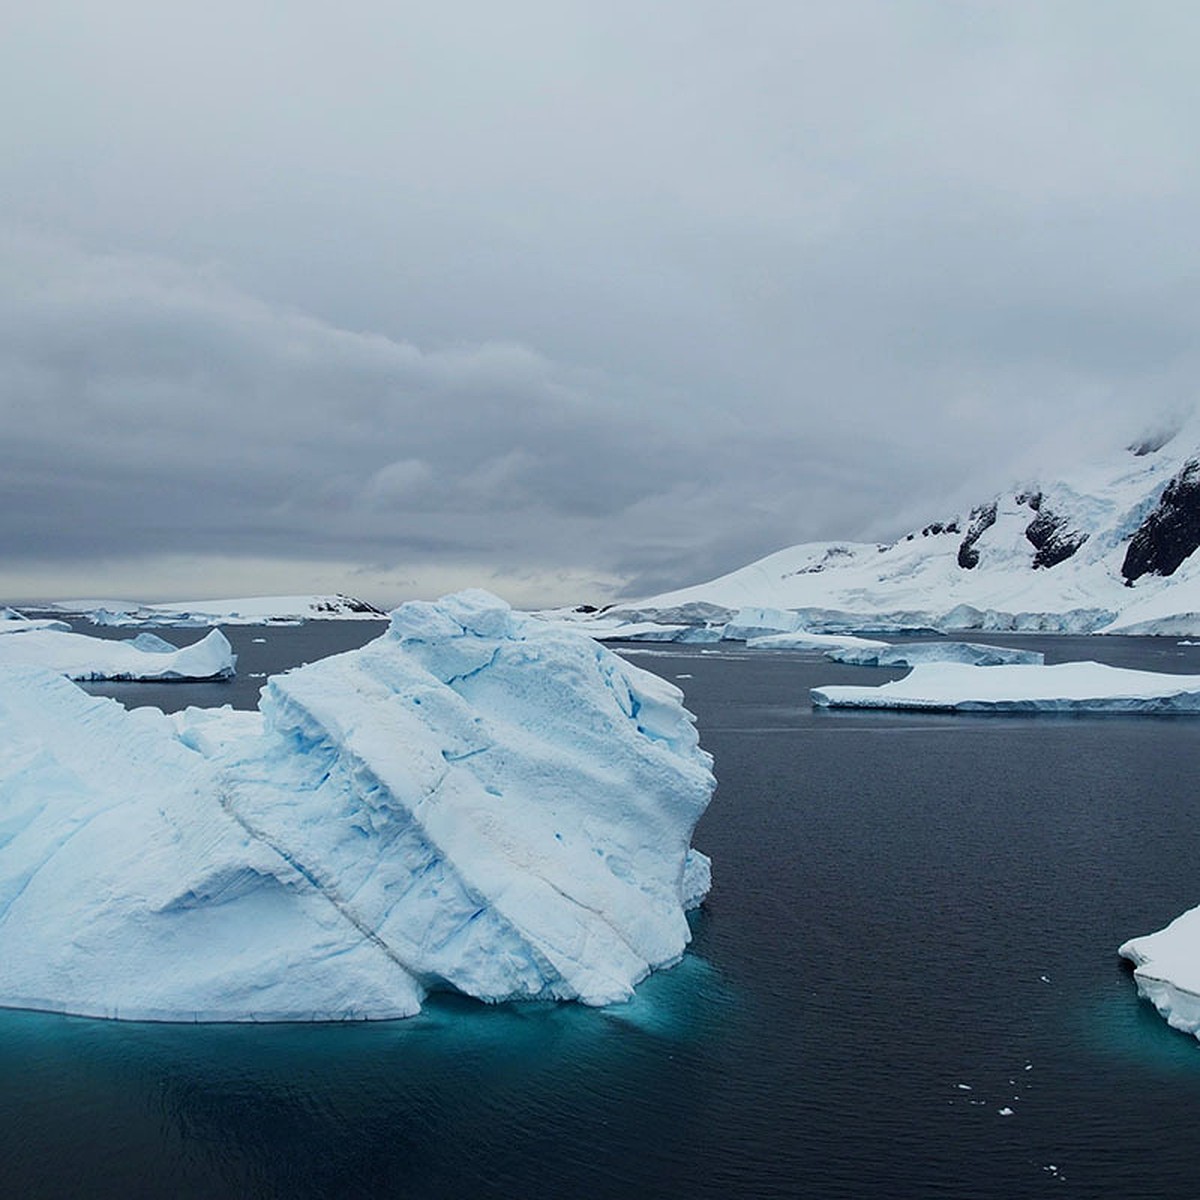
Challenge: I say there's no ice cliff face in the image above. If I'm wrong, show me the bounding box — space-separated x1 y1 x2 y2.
600 425 1200 636
0 591 714 1021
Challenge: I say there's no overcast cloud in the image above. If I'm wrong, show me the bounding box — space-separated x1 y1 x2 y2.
3 1 1199 607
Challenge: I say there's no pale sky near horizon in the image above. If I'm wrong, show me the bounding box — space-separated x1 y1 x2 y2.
3 2 1198 608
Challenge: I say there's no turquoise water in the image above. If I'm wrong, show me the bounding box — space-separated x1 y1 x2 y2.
5 628 1200 1197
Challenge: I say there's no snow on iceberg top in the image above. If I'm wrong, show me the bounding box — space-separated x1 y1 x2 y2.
0 590 715 1021
51 593 386 626
811 660 1200 713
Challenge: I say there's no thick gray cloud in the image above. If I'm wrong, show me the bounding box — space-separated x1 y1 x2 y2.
2 2 1198 606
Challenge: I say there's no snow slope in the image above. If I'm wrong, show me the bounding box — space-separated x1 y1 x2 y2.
0 628 236 681
811 661 1200 713
0 591 714 1021
607 428 1200 635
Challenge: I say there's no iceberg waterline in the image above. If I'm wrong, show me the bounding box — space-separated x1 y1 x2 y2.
0 591 714 1021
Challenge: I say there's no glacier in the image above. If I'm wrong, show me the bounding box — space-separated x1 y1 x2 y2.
1119 910 1200 1040
811 661 1200 713
0 591 714 1021
0 627 236 681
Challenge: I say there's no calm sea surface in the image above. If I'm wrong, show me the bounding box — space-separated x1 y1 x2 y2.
4 624 1200 1198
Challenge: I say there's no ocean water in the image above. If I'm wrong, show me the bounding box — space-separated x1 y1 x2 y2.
5 626 1200 1197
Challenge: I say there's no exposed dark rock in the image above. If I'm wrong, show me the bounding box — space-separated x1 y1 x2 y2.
1025 509 1088 569
1128 429 1177 457
574 604 598 614
922 520 960 537
315 595 387 616
1015 490 1042 511
1122 459 1200 582
957 502 997 570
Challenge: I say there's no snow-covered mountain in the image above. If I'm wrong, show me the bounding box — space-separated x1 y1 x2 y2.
608 425 1200 636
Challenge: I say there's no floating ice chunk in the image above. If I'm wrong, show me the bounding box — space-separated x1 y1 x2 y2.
722 607 805 641
0 609 72 634
1120 906 1200 1039
0 627 236 681
592 622 723 644
811 661 1200 713
0 590 714 1021
825 641 1044 667
747 631 888 653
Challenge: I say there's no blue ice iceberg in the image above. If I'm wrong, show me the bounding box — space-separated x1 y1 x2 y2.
0 591 714 1021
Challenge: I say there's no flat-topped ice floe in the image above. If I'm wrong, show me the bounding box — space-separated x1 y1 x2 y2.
0 627 236 681
53 593 385 626
0 590 714 1021
811 661 1200 713
591 621 724 644
746 631 889 653
824 641 1044 667
1119 909 1200 1039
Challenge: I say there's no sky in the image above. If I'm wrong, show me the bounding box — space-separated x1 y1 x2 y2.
4 1 1200 609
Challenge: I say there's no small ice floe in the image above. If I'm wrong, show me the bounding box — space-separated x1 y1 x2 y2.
1040 974 1051 983
998 1107 1014 1117
956 1083 972 1090
675 673 693 679
1024 1063 1033 1071
252 637 267 644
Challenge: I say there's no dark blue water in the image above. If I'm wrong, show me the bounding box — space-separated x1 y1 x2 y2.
6 627 1200 1198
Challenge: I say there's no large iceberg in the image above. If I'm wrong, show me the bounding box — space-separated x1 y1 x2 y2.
0 591 714 1021
824 641 1044 667
0 627 236 681
1119 910 1200 1039
811 661 1200 713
